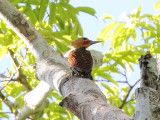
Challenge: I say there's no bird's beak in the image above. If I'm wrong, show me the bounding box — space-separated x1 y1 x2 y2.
90 41 101 45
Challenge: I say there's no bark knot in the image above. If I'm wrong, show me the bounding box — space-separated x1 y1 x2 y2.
12 13 36 41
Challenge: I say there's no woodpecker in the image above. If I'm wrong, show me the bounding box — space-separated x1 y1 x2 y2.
68 37 101 80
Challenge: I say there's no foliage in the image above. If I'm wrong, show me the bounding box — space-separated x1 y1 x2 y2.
0 0 160 119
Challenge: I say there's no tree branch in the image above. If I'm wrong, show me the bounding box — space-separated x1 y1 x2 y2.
133 52 160 119
119 79 140 109
119 70 131 87
0 91 18 115
8 49 32 91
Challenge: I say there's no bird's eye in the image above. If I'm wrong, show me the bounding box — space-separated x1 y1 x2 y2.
83 37 88 40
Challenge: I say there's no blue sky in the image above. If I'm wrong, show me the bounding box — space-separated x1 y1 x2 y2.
70 0 158 41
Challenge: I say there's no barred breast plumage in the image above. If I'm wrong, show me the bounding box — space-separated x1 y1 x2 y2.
68 47 93 73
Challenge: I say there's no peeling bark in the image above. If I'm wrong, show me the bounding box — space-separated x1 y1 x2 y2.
0 0 131 120
133 52 160 120
60 91 130 120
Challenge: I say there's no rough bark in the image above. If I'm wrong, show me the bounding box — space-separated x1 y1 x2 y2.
133 52 160 120
0 0 131 120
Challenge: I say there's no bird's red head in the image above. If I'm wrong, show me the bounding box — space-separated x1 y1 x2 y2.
71 37 101 49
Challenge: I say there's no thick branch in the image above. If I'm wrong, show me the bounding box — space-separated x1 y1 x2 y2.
35 57 131 120
16 81 52 120
60 91 130 120
133 52 160 120
138 52 160 90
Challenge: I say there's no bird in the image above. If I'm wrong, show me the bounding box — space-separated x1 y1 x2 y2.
68 37 101 80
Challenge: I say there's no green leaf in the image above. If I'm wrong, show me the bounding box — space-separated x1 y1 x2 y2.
0 112 9 119
78 23 83 36
140 14 153 20
114 23 125 34
136 6 142 17
100 83 116 95
97 72 118 86
131 29 137 41
52 36 70 53
131 93 135 99
116 59 126 69
142 31 155 39
39 0 49 21
98 22 119 40
123 103 135 117
71 23 81 36
28 0 40 5
11 0 23 6
100 83 114 95
136 21 156 31
111 37 123 51
50 91 63 100
121 87 129 97
59 2 77 13
129 105 135 116
102 14 114 21
56 16 65 29
0 47 7 62
49 3 56 25
123 104 129 115
76 7 96 16
155 1 160 11
26 6 38 25
98 66 118 73
1 21 7 32
10 85 25 97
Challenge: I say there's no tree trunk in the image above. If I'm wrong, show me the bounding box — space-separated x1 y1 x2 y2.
133 52 160 120
0 0 131 119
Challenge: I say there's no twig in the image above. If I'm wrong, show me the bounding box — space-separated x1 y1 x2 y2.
131 78 141 88
0 49 28 91
119 70 131 87
0 79 17 82
125 98 135 105
95 79 127 83
0 112 14 114
0 91 18 115
0 63 22 91
119 79 141 109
